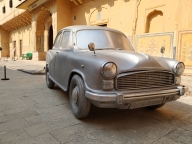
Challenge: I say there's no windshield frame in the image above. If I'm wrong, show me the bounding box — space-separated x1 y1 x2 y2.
74 29 134 51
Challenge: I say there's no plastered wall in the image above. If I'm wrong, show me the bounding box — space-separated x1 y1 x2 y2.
71 0 135 36
0 26 9 57
9 25 32 58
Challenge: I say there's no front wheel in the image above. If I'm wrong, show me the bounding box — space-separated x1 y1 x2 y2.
69 75 91 118
148 103 165 109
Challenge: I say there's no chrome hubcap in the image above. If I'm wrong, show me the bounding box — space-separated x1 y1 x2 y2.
72 86 78 104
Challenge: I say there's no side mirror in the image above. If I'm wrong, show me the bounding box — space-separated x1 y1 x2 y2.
88 42 96 54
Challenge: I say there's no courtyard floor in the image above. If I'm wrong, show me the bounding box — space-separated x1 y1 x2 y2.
0 59 192 144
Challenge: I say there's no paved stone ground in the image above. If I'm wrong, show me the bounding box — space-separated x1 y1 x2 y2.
0 59 192 144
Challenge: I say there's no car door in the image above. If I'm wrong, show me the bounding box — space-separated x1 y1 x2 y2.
48 31 63 79
54 30 73 90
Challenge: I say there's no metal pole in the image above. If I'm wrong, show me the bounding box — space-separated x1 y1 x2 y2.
4 66 6 79
1 66 9 80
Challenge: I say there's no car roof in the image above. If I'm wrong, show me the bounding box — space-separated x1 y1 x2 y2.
60 25 124 34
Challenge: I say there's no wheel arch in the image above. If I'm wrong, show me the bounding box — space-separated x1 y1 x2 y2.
46 64 49 72
67 70 86 91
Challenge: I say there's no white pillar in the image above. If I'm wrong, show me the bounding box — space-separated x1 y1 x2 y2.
52 3 57 40
44 23 49 52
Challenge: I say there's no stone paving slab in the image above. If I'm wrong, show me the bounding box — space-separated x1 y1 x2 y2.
19 133 60 144
0 59 192 144
0 119 30 133
25 118 74 137
165 128 192 144
0 111 39 124
0 130 31 144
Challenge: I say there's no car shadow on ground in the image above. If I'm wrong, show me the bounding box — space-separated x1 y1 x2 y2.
78 100 192 144
55 84 192 126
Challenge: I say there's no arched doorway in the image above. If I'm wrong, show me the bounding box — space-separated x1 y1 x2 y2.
48 25 53 50
36 7 52 52
35 7 52 60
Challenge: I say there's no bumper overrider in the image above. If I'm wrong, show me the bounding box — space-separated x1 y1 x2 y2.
85 86 189 109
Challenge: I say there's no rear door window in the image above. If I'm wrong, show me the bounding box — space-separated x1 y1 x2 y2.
61 31 72 49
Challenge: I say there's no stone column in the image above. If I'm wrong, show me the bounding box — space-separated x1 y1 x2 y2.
31 20 37 52
52 3 57 40
31 14 38 60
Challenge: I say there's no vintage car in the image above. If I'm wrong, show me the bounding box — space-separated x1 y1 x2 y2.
46 25 188 118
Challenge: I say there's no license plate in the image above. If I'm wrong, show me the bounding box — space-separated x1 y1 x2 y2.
130 98 164 109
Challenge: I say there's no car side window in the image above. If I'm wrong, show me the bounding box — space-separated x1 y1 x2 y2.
61 31 72 49
53 32 62 49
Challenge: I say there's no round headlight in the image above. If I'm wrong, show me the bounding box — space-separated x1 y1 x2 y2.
174 62 185 76
102 62 117 78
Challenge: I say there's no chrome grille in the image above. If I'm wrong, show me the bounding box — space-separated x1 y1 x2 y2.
116 71 175 90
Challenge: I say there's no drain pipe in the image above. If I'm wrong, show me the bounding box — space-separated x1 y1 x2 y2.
132 0 141 48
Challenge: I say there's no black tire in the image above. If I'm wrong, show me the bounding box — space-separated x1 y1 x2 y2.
46 66 55 89
148 103 165 110
69 75 91 118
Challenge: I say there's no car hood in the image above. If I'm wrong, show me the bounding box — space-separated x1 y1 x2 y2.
81 50 170 72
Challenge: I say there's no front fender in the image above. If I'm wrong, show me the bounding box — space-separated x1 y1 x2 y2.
68 69 87 91
154 56 179 73
65 54 109 92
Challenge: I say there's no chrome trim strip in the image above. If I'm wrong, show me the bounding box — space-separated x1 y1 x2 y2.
85 88 180 102
123 89 179 98
85 91 117 102
123 92 178 103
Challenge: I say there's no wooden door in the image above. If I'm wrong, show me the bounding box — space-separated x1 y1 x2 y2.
20 40 22 57
14 41 16 58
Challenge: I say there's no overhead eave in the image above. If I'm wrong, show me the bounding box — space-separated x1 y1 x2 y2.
1 11 32 31
71 0 84 5
16 0 37 10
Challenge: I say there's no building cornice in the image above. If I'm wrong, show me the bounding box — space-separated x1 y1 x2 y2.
16 0 51 12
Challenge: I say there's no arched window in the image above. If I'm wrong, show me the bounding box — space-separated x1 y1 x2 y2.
145 10 163 33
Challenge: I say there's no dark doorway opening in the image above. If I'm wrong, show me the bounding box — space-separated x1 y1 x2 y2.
14 41 16 58
98 24 107 27
20 40 22 57
48 25 53 50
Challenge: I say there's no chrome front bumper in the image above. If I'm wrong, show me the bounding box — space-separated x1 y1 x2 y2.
85 86 188 109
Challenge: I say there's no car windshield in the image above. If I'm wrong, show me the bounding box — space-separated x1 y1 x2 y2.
76 29 133 50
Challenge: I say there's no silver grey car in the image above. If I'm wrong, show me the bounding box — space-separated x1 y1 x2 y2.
46 25 188 118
